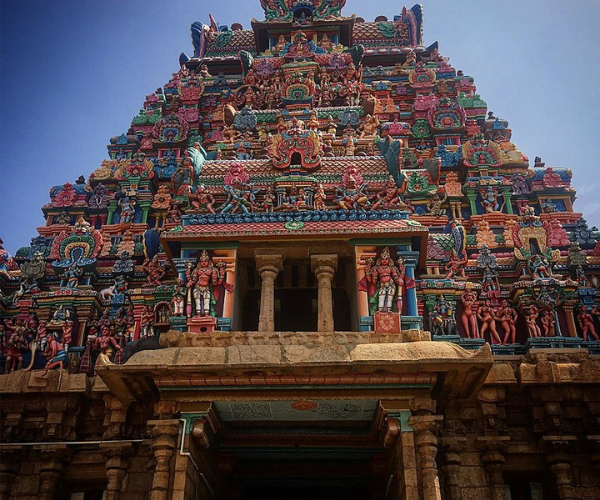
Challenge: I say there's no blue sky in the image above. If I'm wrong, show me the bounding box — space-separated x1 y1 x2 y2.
1 0 599 254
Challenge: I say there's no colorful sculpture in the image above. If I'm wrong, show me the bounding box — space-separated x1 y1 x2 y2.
1 0 598 380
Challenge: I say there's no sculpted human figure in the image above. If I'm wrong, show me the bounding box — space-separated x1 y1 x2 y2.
540 309 556 337
480 186 501 213
140 305 154 338
118 194 136 223
427 193 446 216
497 300 517 344
524 305 542 338
185 251 222 317
313 183 327 210
337 175 369 210
477 299 501 344
365 248 404 314
188 185 215 213
141 255 166 286
44 332 67 370
64 262 83 289
460 289 479 339
94 325 123 363
577 305 599 341
5 319 28 372
444 250 467 280
371 177 400 211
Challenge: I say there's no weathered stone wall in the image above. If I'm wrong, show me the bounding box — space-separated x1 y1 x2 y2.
1 348 600 499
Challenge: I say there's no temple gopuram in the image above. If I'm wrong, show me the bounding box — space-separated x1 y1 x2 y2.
2 1 600 499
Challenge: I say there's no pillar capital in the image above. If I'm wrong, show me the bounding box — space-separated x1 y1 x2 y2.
255 253 284 274
310 254 338 273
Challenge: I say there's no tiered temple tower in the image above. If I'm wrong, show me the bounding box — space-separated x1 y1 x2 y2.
1 2 600 499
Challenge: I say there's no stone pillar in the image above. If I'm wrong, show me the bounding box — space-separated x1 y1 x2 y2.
439 437 466 500
543 436 577 500
397 250 419 317
481 450 506 500
148 419 181 500
255 254 283 333
409 411 443 500
0 449 19 500
502 189 513 214
311 254 338 332
101 443 133 500
563 306 578 337
37 446 71 500
466 191 478 215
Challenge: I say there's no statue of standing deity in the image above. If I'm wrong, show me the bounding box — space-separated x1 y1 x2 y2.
362 248 405 315
185 251 233 317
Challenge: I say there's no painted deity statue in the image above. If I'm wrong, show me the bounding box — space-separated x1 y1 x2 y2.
44 332 67 370
363 248 405 315
578 305 600 341
497 300 517 344
185 251 232 317
93 325 123 364
477 299 501 344
460 289 479 339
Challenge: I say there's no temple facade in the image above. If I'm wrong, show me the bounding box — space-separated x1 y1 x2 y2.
1 1 600 499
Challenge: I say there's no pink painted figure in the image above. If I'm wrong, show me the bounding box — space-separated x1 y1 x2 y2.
524 305 542 338
445 250 467 280
460 289 479 339
497 300 517 344
577 305 599 341
5 319 28 372
44 332 67 370
142 255 166 286
93 325 124 363
477 299 501 344
540 309 556 337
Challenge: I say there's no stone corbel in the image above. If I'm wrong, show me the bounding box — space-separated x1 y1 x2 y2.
383 417 401 449
103 394 131 439
44 396 80 440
